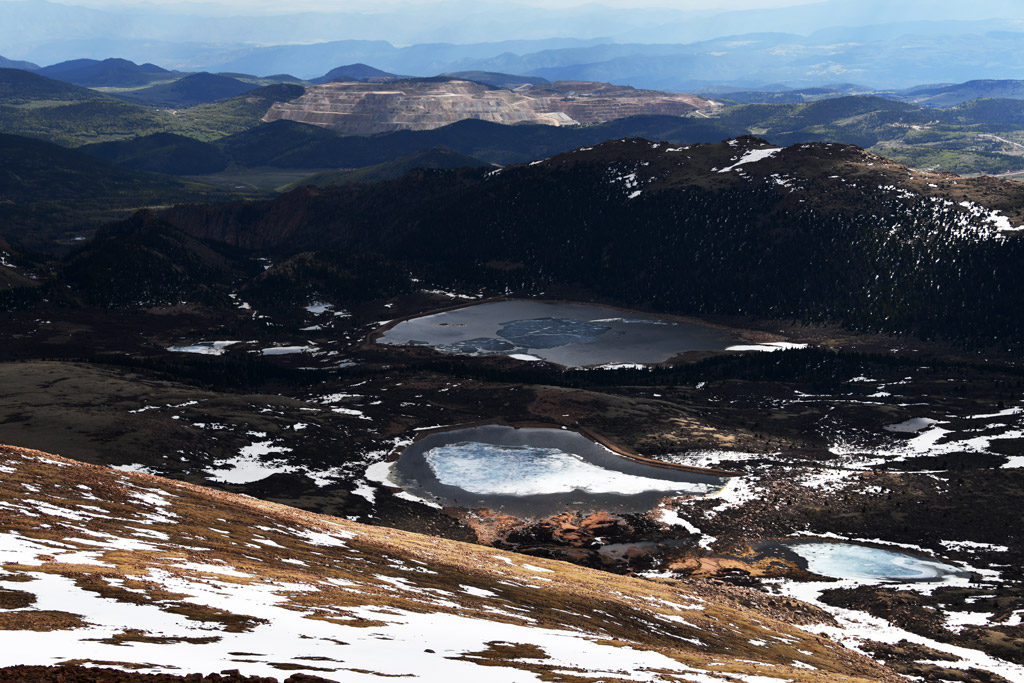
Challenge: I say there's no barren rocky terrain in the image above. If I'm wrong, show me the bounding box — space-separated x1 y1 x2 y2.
263 79 717 134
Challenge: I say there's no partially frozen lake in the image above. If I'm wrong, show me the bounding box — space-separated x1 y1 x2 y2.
393 425 726 516
784 542 964 582
376 300 737 367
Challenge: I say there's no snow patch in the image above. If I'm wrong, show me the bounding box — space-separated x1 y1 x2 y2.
717 147 782 173
726 342 807 353
203 441 295 484
166 341 240 356
884 417 938 433
261 345 318 356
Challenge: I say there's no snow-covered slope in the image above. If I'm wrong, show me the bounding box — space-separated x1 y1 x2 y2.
0 444 895 682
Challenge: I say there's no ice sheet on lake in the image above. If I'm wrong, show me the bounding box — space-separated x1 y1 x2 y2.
378 300 739 367
497 317 610 348
786 542 962 582
423 442 712 496
436 337 516 354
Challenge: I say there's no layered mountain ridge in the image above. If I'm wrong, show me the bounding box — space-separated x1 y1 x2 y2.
8 133 1024 348
36 57 172 88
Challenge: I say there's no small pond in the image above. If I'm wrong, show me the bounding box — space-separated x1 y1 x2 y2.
783 542 965 582
377 300 738 367
392 424 727 517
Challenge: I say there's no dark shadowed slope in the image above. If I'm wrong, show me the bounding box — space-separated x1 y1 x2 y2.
120 72 258 108
36 58 172 88
0 134 228 246
217 116 731 168
160 137 1024 346
284 146 490 189
0 68 104 104
80 132 229 175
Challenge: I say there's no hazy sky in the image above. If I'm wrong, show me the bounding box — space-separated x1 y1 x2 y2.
7 0 1021 82
51 0 819 11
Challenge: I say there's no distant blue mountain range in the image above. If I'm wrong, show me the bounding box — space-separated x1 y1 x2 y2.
2 0 1023 90
194 29 1024 90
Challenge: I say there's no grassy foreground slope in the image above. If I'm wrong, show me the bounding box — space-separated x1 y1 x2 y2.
0 444 894 682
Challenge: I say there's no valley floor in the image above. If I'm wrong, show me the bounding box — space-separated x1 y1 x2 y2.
0 291 1021 682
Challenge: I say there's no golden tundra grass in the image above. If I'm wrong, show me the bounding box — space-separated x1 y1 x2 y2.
0 445 898 681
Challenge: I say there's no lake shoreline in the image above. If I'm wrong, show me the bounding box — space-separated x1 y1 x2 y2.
391 424 732 518
373 299 754 367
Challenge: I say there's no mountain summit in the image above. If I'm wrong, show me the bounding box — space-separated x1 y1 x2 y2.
37 57 171 88
312 62 399 84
